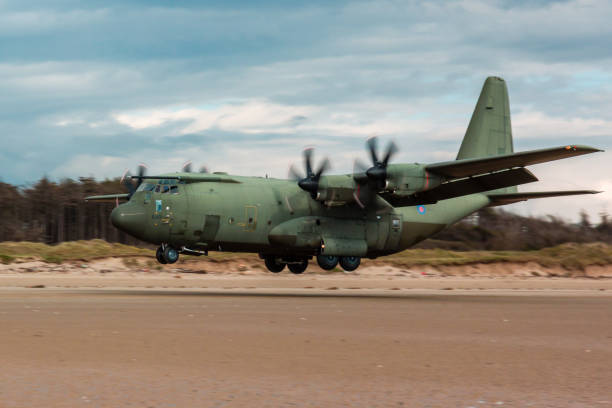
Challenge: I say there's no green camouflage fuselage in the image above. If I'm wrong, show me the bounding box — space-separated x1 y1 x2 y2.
113 174 488 258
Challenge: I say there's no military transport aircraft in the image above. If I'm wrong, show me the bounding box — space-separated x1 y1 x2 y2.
86 77 602 273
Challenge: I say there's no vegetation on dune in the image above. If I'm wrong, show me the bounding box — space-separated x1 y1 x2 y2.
1 240 611 271
0 240 153 264
380 243 612 270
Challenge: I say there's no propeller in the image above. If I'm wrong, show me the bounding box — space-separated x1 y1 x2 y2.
182 160 208 173
357 136 398 190
121 163 147 199
289 147 330 199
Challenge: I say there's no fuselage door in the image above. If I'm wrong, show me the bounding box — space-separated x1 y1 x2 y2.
385 214 403 250
168 183 188 238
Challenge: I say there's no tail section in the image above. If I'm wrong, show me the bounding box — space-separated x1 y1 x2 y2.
457 76 515 194
457 76 514 160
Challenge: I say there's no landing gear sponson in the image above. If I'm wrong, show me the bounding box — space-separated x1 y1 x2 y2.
261 254 361 274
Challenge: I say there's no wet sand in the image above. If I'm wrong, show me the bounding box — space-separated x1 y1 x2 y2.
1 288 611 407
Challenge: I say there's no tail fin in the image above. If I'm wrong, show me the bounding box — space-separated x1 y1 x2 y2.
457 76 514 160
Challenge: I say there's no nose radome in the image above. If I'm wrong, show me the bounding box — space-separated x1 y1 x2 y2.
110 206 122 229
110 204 145 237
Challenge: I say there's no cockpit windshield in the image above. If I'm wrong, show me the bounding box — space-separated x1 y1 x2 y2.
136 183 155 192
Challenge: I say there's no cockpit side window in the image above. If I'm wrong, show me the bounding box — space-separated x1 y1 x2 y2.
162 185 170 193
169 185 178 194
154 184 161 193
136 183 155 192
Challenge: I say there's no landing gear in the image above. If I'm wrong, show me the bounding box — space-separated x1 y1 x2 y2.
156 245 179 264
164 246 179 264
288 258 308 274
262 255 309 274
264 256 285 273
316 255 338 270
156 247 167 264
339 256 361 271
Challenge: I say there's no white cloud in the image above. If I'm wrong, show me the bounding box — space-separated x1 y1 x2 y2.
0 8 109 35
513 111 612 139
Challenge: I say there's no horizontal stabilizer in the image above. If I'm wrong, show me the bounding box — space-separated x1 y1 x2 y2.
382 167 538 207
84 193 130 202
487 190 601 207
427 145 602 179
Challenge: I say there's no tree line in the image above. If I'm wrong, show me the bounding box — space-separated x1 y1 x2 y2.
0 177 610 250
0 177 140 245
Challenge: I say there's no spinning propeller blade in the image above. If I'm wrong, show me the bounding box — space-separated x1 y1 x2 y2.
358 136 398 191
290 147 330 199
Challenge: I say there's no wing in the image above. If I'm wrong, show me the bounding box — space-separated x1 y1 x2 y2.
84 193 130 202
486 190 601 207
426 145 601 179
381 167 538 207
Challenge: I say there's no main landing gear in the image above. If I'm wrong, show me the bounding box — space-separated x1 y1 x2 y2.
156 245 179 264
263 255 309 274
317 255 360 271
262 254 362 274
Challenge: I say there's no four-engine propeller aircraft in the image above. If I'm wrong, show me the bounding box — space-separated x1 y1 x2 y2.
86 77 602 273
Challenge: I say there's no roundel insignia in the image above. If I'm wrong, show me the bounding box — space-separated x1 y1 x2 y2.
417 205 426 215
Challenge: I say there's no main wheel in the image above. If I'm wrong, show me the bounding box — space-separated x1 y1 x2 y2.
288 258 308 274
156 246 167 264
163 246 179 264
339 256 361 271
316 255 338 270
264 256 285 273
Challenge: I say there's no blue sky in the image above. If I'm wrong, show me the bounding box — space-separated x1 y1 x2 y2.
1 0 610 221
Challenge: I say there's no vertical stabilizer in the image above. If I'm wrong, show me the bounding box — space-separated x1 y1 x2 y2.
456 76 514 160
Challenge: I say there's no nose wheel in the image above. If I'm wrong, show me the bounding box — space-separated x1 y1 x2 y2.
156 245 179 264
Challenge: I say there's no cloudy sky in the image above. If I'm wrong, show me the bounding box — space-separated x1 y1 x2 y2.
1 0 610 222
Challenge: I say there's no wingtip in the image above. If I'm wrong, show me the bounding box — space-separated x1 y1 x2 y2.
565 145 604 153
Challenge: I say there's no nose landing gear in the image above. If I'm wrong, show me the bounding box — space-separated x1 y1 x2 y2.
156 244 179 264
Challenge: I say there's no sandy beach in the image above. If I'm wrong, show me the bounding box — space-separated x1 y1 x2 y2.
1 260 611 407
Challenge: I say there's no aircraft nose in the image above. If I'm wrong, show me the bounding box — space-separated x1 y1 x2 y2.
111 204 145 236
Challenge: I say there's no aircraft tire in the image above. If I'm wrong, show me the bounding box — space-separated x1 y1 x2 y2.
264 256 285 273
316 255 338 270
156 247 168 264
163 246 179 264
288 258 308 274
339 256 361 271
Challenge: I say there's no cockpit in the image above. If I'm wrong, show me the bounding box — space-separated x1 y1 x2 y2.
136 179 181 194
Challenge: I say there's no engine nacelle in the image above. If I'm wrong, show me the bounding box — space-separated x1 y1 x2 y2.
385 164 442 195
